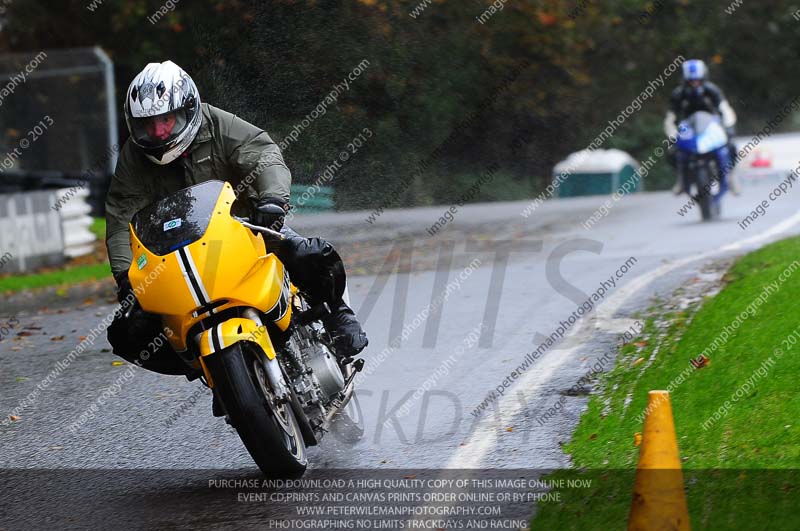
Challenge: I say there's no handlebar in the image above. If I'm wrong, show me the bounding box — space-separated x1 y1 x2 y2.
233 216 285 240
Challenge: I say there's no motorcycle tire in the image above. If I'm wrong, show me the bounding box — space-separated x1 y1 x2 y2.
204 341 308 477
695 165 714 222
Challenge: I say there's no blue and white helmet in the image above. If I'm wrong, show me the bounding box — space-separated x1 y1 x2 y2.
682 59 707 82
124 61 202 165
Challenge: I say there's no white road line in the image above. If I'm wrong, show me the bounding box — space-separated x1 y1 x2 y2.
446 210 800 468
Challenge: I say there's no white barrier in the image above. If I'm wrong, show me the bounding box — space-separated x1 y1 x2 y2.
0 190 64 272
56 187 97 258
0 188 97 273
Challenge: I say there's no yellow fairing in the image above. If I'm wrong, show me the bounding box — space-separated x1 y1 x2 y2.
195 318 276 389
128 182 292 353
198 318 276 360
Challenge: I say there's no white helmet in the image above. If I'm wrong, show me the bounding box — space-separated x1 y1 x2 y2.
124 61 201 165
682 59 707 82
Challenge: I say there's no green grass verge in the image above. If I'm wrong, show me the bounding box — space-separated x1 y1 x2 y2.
531 236 800 530
0 218 110 293
0 263 111 293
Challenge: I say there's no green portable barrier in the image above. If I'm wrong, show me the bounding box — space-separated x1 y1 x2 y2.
291 184 335 214
554 149 642 197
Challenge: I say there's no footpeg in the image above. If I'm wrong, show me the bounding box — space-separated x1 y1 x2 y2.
341 359 364 389
337 356 364 369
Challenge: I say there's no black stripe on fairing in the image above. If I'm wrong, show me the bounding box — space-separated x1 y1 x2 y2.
211 325 222 352
178 248 208 305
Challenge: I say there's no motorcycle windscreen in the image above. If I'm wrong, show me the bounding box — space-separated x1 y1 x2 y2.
695 120 727 154
131 180 224 256
676 111 727 154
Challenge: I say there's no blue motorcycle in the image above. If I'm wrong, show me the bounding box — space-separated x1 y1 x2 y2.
676 111 732 221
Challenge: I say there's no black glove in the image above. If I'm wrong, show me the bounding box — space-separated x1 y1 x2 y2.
113 271 133 304
253 196 289 232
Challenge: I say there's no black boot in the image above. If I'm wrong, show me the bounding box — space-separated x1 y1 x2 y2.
322 300 368 360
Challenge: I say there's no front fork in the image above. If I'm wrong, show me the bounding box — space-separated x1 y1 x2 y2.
678 150 729 201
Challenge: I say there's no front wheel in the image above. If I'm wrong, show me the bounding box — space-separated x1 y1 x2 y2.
694 164 714 221
204 341 307 476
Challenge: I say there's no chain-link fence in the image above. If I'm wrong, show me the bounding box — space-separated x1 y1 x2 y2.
0 47 118 213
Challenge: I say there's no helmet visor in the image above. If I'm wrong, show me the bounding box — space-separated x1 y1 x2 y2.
130 109 190 149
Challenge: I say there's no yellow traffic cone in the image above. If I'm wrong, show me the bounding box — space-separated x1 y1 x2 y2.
628 390 691 531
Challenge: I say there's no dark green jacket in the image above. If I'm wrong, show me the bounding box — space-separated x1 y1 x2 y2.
105 103 291 274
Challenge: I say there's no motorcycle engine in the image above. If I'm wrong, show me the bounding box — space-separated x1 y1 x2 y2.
285 324 345 407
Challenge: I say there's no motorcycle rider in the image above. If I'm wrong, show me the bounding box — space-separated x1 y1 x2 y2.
664 59 740 195
106 61 368 385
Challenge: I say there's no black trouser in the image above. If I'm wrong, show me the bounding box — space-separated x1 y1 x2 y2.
108 227 347 375
273 226 347 307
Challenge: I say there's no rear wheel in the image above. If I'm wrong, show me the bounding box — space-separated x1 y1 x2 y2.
207 341 307 476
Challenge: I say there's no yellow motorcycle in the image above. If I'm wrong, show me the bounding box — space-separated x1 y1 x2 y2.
127 180 360 475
